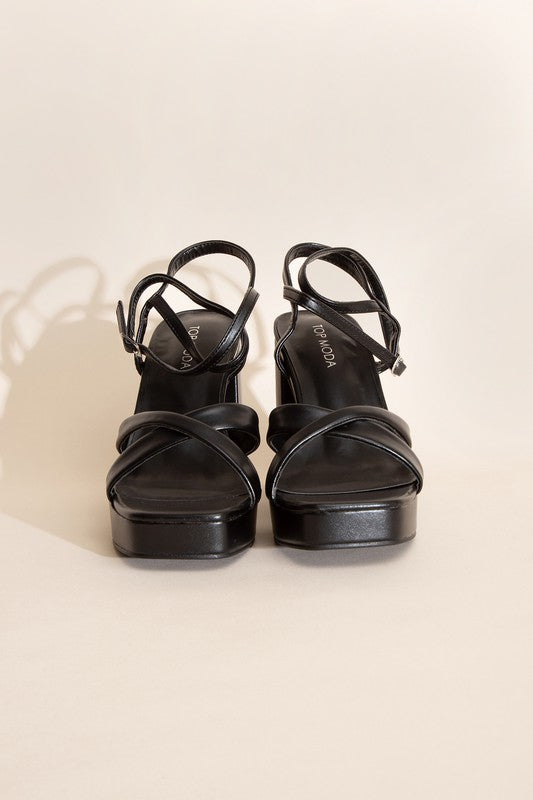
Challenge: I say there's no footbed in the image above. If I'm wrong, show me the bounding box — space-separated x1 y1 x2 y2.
273 311 415 508
114 311 249 519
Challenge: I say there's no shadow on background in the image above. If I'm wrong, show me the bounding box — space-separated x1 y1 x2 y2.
0 256 270 563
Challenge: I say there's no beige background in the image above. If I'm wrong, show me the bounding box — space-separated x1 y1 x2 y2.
1 1 532 798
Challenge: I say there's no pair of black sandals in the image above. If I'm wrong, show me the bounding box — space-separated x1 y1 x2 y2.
106 240 423 558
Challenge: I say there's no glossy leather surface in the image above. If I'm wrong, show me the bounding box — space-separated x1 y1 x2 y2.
267 244 422 547
106 240 261 557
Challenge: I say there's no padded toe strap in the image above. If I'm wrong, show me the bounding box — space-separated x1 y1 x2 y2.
107 409 261 506
266 405 423 500
117 403 260 455
267 403 412 451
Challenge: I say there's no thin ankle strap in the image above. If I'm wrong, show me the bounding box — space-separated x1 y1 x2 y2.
117 240 259 376
275 243 405 377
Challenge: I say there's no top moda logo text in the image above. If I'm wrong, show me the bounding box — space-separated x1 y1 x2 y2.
312 324 336 368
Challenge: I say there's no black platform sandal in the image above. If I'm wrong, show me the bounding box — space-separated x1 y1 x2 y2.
106 240 261 558
266 243 423 549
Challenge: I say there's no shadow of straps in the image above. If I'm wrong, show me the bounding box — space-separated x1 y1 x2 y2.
0 258 119 556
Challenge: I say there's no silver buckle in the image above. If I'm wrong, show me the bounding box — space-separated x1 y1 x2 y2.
391 355 406 376
121 334 143 358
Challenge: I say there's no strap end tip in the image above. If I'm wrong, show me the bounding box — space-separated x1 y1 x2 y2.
391 356 406 376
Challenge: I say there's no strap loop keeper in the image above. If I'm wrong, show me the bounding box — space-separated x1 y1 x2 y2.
116 301 141 355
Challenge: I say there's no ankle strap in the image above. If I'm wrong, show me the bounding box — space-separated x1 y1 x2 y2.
275 243 405 377
117 240 258 376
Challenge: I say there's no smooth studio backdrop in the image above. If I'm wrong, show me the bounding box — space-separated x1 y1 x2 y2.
1 2 532 798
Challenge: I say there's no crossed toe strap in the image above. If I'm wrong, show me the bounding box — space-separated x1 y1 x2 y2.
107 404 261 507
266 404 423 500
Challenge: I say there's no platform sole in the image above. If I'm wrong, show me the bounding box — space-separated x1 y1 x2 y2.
110 504 257 558
270 496 416 549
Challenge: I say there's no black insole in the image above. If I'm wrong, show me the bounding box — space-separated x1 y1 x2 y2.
275 311 387 409
135 310 237 415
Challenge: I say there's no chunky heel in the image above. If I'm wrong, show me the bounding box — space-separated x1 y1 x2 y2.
106 241 261 558
266 243 423 549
